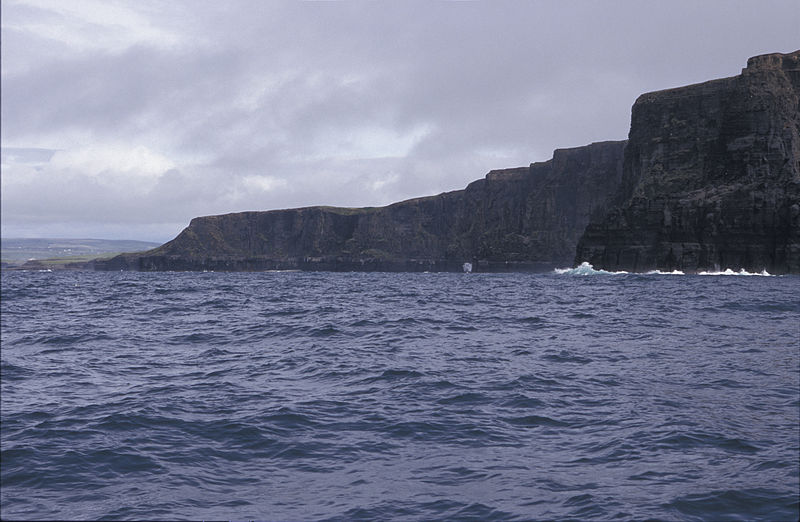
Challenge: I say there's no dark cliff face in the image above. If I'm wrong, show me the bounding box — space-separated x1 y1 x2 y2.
576 50 800 274
97 141 625 272
97 51 798 274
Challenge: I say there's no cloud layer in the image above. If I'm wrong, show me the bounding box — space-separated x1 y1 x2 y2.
2 0 798 241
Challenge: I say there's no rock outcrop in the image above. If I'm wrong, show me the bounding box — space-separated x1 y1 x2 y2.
96 141 626 272
575 50 800 273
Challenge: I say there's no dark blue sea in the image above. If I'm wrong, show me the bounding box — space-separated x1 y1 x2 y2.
2 268 799 521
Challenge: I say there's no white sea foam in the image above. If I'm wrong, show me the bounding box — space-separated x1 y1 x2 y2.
557 262 775 277
554 262 629 276
697 268 773 276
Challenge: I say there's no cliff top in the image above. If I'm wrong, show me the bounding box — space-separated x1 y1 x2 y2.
744 50 800 72
634 50 800 105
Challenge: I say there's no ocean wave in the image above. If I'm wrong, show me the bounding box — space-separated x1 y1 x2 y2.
554 262 628 275
557 262 775 276
2 270 798 522
698 268 773 276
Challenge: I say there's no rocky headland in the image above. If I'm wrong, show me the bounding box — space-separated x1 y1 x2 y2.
97 50 799 274
576 51 799 273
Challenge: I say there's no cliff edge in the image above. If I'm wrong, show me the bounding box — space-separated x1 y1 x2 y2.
575 50 800 273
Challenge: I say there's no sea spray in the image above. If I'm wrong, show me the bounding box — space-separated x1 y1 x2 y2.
554 262 628 275
555 262 773 277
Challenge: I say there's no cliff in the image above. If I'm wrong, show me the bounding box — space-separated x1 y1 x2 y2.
96 141 626 272
97 51 799 274
575 50 800 273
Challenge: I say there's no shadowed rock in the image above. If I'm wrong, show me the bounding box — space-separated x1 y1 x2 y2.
575 50 800 274
96 141 626 272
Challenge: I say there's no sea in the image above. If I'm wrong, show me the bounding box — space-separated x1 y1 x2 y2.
1 266 798 521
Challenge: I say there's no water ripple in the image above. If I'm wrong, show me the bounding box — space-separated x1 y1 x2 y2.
1 270 798 521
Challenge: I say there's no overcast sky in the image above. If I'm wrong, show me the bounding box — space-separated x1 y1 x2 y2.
2 0 798 242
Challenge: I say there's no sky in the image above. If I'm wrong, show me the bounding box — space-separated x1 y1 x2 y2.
2 0 798 243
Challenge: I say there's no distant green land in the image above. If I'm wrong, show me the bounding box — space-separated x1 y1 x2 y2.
1 238 161 265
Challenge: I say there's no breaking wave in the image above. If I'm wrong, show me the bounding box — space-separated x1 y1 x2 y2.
698 268 773 276
554 262 628 275
557 263 774 277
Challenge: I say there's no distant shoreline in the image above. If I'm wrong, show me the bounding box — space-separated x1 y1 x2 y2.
1 238 161 267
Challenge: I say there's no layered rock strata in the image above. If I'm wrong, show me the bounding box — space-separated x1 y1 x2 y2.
96 141 626 272
575 50 800 273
